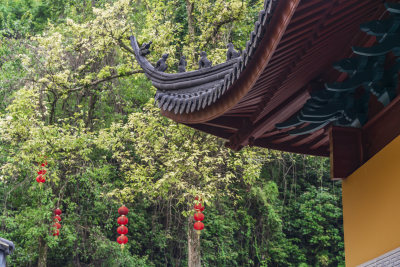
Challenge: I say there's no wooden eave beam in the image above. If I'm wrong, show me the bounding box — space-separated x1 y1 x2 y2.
330 95 400 180
363 94 400 162
225 84 310 150
329 126 363 181
188 124 232 140
203 116 249 131
252 138 329 157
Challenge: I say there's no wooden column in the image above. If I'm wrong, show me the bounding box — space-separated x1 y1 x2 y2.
329 126 364 180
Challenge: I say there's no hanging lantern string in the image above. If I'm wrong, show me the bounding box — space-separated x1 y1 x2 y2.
52 208 62 239
193 196 205 235
117 205 129 249
35 159 48 187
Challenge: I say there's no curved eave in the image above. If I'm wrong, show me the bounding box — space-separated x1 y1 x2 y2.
134 0 387 157
160 0 292 123
132 0 278 118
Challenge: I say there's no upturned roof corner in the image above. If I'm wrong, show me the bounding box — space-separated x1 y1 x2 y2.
130 0 275 115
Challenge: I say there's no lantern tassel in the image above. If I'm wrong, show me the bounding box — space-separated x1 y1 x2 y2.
121 244 125 249
196 230 201 236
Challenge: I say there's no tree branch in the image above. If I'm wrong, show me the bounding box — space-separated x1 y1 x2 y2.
118 39 135 54
68 69 144 92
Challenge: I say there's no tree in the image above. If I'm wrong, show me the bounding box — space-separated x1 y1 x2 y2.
97 103 267 265
139 0 264 69
17 0 147 128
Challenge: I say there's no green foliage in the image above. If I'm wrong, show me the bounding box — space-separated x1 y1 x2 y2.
98 102 264 204
0 37 28 112
139 0 264 70
284 187 344 266
0 0 51 36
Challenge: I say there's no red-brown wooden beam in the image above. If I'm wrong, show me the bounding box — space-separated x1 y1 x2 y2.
329 126 363 180
363 95 400 162
330 95 400 180
188 124 232 140
225 84 311 150
203 116 248 131
252 137 329 157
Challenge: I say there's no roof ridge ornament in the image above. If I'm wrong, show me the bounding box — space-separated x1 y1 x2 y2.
178 56 187 73
139 41 152 56
226 43 241 61
199 51 212 69
155 54 169 72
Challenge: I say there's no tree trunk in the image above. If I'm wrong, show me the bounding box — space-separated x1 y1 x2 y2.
187 216 201 267
38 236 47 267
38 87 46 121
86 92 98 129
186 1 195 41
49 93 58 124
185 0 197 65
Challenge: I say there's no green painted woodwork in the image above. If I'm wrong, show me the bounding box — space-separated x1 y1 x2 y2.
276 2 400 136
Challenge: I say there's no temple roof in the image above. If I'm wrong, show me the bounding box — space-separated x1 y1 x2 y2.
0 237 14 256
131 0 275 115
131 36 243 114
133 0 400 157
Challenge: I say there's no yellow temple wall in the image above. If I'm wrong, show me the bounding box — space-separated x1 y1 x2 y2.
342 135 400 266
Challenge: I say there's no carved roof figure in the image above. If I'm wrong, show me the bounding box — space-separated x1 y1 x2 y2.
139 41 152 56
226 43 241 61
198 51 212 69
155 53 169 72
178 56 187 73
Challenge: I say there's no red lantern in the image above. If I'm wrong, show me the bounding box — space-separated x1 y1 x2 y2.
194 221 204 231
36 174 45 185
117 215 128 225
117 234 128 248
35 159 48 187
194 203 205 212
53 222 61 229
118 205 129 216
53 229 60 236
37 170 47 175
54 215 61 222
194 212 204 222
117 225 128 235
55 208 62 215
